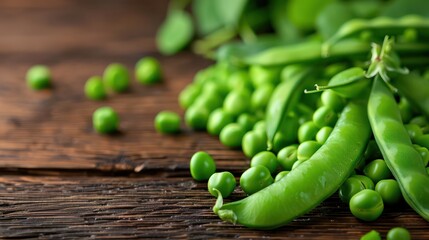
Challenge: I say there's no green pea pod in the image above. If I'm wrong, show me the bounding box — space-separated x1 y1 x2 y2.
266 66 316 146
368 76 429 222
214 100 371 229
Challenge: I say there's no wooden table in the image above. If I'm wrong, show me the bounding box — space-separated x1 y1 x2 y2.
0 1 427 239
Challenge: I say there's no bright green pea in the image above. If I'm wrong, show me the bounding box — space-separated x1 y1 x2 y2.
185 106 209 130
291 158 307 170
253 120 266 135
26 65 51 90
350 175 375 190
242 131 267 158
228 71 253 91
398 97 414 124
207 109 234 135
275 171 290 182
413 145 429 167
409 115 428 127
249 65 280 88
154 111 181 134
360 230 381 240
414 134 429 150
240 165 273 195
316 126 333 144
375 179 402 206
405 123 423 141
339 177 365 203
84 76 106 100
298 121 320 143
349 189 384 222
386 227 411 240
92 106 119 134
223 89 251 117
202 81 228 98
178 83 201 109
237 113 258 132
220 123 246 148
135 57 162 85
277 145 298 171
190 151 216 181
207 171 236 198
321 90 346 113
312 106 338 128
251 84 274 111
272 116 300 152
193 92 223 112
250 151 278 174
363 159 392 183
297 140 322 161
103 63 129 92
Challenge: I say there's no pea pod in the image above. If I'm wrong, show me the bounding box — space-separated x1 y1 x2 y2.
213 100 371 229
368 76 429 222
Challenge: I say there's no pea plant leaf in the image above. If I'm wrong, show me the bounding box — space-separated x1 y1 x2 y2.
192 0 223 36
156 9 194 55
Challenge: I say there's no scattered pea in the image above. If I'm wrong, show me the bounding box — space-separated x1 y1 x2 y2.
26 65 51 90
250 151 278 174
349 189 384 222
242 131 267 158
103 63 129 92
84 76 106 100
207 109 234 135
92 106 119 134
240 165 274 195
208 171 236 198
386 227 411 240
190 151 216 181
154 111 181 134
185 106 210 130
360 230 381 240
220 123 246 148
135 57 162 84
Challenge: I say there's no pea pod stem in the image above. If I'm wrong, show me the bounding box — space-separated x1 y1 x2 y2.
368 76 429 222
215 100 371 229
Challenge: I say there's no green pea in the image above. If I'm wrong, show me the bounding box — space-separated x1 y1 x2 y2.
207 109 234 135
298 121 320 143
386 227 411 240
249 65 280 88
414 134 429 150
291 158 307 170
251 84 275 111
250 151 278 174
364 140 383 161
321 90 345 113
398 97 414 124
253 120 267 135
103 63 129 92
349 189 384 222
202 81 228 98
190 151 216 181
275 171 290 182
405 123 423 141
312 106 338 128
84 76 106 100
316 126 333 144
178 83 201 109
297 141 322 161
409 115 428 127
207 171 236 198
350 175 375 190
220 123 246 148
135 57 162 84
92 106 119 134
228 71 253 91
154 111 181 134
240 165 273 195
223 89 251 117
242 131 267 158
26 65 51 90
339 177 365 203
360 230 381 240
375 179 402 206
413 145 429 167
277 145 298 171
363 159 392 183
185 106 209 130
272 116 300 152
237 113 258 132
193 92 223 112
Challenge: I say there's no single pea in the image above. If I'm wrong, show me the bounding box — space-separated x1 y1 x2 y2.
84 76 106 100
413 145 429 167
253 120 267 135
291 158 307 170
250 151 278 174
26 65 51 90
409 115 428 127
350 175 375 190
178 83 201 109
316 126 333 144
154 111 181 134
275 171 290 182
190 151 216 181
312 106 338 128
297 141 322 161
237 113 258 132
414 134 429 150
219 123 246 148
103 63 129 92
405 123 423 141
223 89 251 117
298 121 320 143
202 81 228 98
321 90 346 113
249 65 280 88
363 159 392 183
193 67 214 86
398 97 414 124
360 230 381 240
386 227 411 240
375 179 402 206
192 92 223 112
251 84 275 111
272 116 300 152
184 106 210 130
277 145 298 171
92 106 119 134
240 165 273 195
228 71 253 91
242 131 268 158
339 177 366 203
207 171 236 198
135 57 162 84
349 189 384 222
207 109 234 135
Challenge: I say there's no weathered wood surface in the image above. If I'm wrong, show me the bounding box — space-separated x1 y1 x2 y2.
0 1 428 239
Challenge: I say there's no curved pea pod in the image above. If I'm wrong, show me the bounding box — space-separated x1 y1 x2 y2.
368 77 429 222
213 100 371 229
322 67 371 99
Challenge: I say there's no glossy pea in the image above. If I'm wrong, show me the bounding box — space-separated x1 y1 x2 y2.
185 106 209 130
409 115 428 127
207 109 234 135
360 230 381 240
228 71 253 91
313 106 338 128
240 165 274 195
349 189 384 222
386 227 411 240
178 83 201 109
398 97 414 124
92 106 119 134
190 151 216 181
414 134 429 150
339 177 365 203
321 90 345 113
375 179 402 205
237 113 258 132
413 145 429 167
316 126 333 144
251 84 275 111
208 172 236 198
103 63 129 92
275 171 290 182
297 141 322 161
250 151 278 174
220 123 246 148
193 92 223 112
253 120 267 135
363 159 392 183
223 89 251 117
135 57 162 85
298 121 320 143
249 65 280 88
350 175 375 190
154 111 181 134
26 65 51 90
277 145 298 171
84 76 106 100
405 123 423 141
242 131 268 158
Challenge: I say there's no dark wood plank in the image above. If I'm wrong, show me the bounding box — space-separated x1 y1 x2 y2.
0 174 427 239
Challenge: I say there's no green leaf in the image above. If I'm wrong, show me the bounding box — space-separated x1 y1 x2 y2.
156 10 194 55
215 0 248 27
192 0 223 36
316 2 356 40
